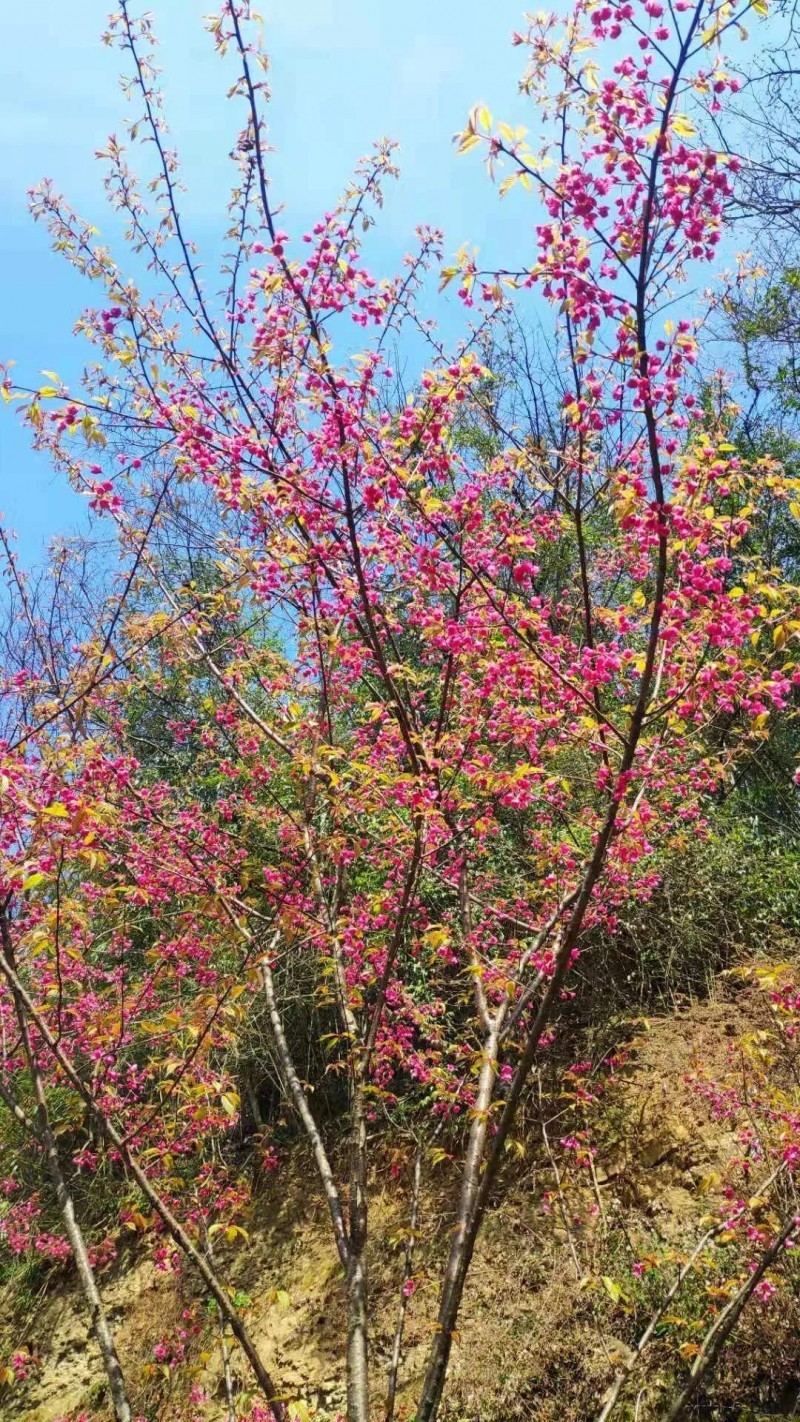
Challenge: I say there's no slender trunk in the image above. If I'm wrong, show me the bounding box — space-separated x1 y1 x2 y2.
416 1027 500 1422
431 1026 499 1357
346 1247 370 1422
262 948 370 1419
40 1117 132 1422
302 820 375 1421
346 1078 370 1422
204 1225 237 1422
0 913 131 1422
385 1147 423 1422
260 956 349 1266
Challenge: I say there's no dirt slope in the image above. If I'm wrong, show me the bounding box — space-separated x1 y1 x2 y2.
3 984 798 1422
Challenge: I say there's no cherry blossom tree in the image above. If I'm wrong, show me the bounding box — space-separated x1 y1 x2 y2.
2 1 799 1419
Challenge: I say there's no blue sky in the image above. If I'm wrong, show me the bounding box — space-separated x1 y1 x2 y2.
0 0 533 566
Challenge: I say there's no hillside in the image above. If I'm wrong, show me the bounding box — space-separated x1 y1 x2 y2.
4 974 800 1422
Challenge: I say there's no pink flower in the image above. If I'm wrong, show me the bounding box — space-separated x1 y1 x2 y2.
754 1278 778 1304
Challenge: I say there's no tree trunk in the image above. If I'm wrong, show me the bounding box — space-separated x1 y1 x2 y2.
385 1145 423 1422
346 1247 370 1422
40 1121 132 1422
346 1078 370 1422
415 1032 498 1422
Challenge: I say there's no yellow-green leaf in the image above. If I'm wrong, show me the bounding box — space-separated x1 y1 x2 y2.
672 114 697 138
602 1275 624 1304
